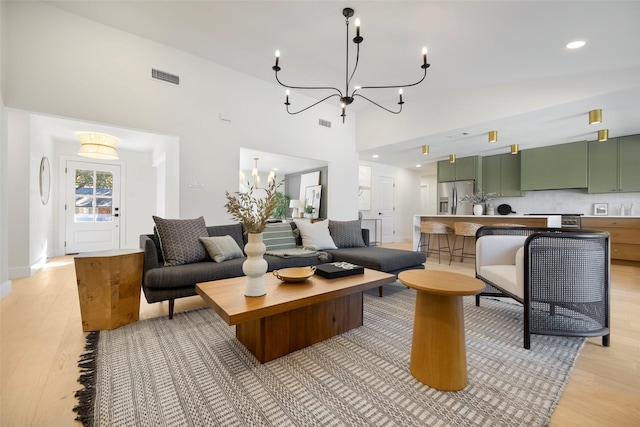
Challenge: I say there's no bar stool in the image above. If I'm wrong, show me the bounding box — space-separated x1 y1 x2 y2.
416 221 452 264
450 222 482 264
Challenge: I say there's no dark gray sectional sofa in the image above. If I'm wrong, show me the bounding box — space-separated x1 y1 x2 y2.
140 222 425 318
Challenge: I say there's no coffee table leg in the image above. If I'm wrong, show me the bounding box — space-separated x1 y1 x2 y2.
410 291 468 391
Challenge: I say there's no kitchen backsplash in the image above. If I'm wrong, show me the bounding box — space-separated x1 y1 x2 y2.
491 189 640 216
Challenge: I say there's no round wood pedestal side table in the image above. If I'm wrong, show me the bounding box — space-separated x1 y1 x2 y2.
398 270 484 391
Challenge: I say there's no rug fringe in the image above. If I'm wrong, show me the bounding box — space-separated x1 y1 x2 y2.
73 331 100 427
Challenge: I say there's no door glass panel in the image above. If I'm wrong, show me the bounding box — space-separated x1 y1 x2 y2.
74 169 114 222
96 198 113 221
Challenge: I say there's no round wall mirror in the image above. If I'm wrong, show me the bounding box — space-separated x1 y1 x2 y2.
39 156 51 205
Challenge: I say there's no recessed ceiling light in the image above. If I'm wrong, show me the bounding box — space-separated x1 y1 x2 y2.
566 40 586 49
416 164 421 168
372 154 379 158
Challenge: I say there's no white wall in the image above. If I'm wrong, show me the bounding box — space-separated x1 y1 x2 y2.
0 0 11 298
1 2 363 280
4 1 359 228
358 160 421 242
7 110 30 278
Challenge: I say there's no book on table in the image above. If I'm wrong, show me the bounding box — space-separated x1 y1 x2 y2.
315 262 364 279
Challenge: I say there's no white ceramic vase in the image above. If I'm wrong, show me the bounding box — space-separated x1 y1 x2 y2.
473 204 484 215
243 232 268 297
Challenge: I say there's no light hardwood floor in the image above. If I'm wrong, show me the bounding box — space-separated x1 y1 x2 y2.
2 244 639 426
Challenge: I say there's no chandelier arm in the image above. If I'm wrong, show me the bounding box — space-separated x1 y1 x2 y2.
286 94 342 115
275 71 342 96
346 43 360 94
357 67 428 91
353 94 403 114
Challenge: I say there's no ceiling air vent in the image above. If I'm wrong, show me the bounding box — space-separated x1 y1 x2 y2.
319 119 332 128
151 69 180 85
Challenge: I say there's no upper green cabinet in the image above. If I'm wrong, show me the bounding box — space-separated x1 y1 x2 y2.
589 135 640 193
521 141 588 191
437 156 481 183
482 153 522 197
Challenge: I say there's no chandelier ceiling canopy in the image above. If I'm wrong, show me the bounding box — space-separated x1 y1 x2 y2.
273 7 431 123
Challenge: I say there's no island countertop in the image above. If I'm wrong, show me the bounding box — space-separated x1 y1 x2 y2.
412 215 561 250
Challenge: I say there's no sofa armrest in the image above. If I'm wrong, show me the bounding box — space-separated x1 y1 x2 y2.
140 234 162 276
361 228 370 246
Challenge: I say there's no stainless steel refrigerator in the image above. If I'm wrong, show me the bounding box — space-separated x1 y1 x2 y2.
437 180 475 215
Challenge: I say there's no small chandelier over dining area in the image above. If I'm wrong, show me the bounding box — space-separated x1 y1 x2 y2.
241 157 275 188
273 7 431 123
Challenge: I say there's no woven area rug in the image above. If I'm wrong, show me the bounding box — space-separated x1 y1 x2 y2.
75 282 584 426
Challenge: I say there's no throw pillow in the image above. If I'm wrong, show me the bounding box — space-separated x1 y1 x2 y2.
199 235 245 263
262 223 296 251
153 216 208 266
293 219 338 250
329 219 366 248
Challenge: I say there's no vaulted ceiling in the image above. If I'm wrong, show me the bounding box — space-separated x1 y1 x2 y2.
45 1 640 173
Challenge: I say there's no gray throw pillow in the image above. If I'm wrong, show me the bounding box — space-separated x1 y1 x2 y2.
199 235 245 263
329 219 366 248
153 216 208 266
263 223 296 251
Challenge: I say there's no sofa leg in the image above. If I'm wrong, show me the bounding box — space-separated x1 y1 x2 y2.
378 286 383 297
602 334 610 347
168 299 175 319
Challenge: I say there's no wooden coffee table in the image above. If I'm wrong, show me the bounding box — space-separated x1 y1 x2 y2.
398 269 484 391
196 268 395 363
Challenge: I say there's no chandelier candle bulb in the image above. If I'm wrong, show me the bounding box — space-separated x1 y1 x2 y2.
399 89 403 104
422 47 428 66
285 90 289 105
274 50 280 68
355 18 360 37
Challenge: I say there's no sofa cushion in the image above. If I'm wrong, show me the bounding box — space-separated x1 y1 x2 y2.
206 224 245 250
144 258 246 289
326 247 425 273
263 223 296 251
329 220 366 248
293 219 337 250
153 216 208 266
199 235 245 263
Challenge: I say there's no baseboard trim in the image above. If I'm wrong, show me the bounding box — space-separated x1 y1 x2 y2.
0 280 12 299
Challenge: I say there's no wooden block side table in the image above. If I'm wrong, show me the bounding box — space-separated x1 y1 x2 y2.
398 269 484 391
74 249 144 331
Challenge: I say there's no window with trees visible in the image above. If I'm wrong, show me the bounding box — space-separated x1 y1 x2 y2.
75 169 113 222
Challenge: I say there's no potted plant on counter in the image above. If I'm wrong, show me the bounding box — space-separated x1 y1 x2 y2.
460 190 496 215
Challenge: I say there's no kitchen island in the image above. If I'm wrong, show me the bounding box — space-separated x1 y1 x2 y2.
412 215 561 251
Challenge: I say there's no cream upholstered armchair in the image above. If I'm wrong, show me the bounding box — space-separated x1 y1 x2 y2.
474 226 610 349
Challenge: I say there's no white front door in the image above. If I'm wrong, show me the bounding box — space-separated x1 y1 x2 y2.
378 176 396 244
65 161 121 254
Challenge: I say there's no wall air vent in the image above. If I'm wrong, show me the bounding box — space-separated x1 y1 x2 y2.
151 69 180 85
319 119 332 128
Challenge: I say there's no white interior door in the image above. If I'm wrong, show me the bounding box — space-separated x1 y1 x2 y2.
378 176 396 244
65 160 121 254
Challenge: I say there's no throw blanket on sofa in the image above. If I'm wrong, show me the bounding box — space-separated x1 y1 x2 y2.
265 247 329 261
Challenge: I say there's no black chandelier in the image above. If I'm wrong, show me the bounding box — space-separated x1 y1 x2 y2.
272 7 431 123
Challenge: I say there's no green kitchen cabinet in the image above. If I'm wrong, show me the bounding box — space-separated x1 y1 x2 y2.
521 141 588 191
437 160 456 182
455 156 478 181
483 153 522 196
437 156 481 183
618 135 640 192
589 134 640 193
